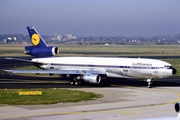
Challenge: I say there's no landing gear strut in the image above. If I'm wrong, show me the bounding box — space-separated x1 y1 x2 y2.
146 79 153 88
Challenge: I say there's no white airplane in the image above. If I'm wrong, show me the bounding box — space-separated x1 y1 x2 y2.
5 26 177 88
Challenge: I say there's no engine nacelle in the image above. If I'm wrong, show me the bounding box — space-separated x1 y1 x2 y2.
24 46 59 58
83 74 101 84
175 102 180 113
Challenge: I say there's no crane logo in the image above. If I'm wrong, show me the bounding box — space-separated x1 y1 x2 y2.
31 34 40 46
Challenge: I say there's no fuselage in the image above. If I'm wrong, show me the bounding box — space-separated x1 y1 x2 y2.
32 57 176 79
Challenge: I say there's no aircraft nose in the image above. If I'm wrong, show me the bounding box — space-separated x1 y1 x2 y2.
172 67 177 75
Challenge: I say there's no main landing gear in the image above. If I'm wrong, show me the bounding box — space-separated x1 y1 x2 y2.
70 81 80 85
70 76 81 85
146 79 153 88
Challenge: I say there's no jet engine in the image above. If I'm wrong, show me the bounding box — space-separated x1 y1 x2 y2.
83 74 101 84
24 46 59 58
175 102 180 113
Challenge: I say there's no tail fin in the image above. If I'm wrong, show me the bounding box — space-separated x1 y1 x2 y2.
25 26 59 58
27 26 48 48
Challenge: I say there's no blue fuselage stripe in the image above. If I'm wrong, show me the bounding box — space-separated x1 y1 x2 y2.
51 63 165 69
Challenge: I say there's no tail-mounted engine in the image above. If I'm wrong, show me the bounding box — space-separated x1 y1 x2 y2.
24 46 59 58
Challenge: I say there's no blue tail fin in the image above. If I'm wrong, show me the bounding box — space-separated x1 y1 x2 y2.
27 26 48 48
25 26 59 58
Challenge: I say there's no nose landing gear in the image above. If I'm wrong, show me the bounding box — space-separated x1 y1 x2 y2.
146 79 153 88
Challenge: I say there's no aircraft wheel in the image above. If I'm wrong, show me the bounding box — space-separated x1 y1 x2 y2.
70 81 74 85
74 81 79 85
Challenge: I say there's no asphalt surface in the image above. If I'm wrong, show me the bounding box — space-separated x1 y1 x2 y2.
1 56 180 120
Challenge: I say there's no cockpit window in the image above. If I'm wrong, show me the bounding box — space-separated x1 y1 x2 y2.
164 65 172 69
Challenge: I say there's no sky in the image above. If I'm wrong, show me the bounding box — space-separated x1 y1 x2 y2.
0 0 180 37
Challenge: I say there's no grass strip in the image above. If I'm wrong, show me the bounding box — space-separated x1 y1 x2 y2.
0 89 102 105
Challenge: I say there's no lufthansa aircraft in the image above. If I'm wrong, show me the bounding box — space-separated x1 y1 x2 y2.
5 26 177 88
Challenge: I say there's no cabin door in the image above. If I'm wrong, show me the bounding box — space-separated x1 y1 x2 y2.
123 65 129 76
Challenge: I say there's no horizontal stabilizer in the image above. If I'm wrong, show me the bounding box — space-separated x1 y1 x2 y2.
5 58 32 63
5 58 45 64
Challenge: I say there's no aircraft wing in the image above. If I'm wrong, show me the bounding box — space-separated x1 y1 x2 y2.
4 70 105 75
